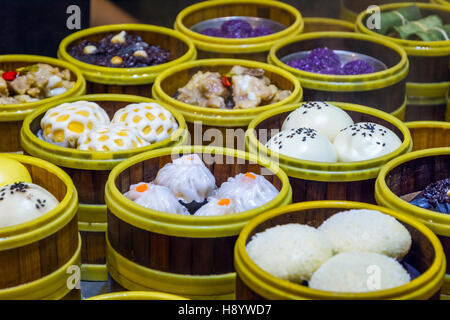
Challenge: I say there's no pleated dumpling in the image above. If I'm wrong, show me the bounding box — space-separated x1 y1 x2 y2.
124 182 188 215
213 172 279 213
194 198 236 217
154 154 216 204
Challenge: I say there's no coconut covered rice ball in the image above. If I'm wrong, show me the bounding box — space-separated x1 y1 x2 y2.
246 224 333 283
319 209 412 259
309 251 411 293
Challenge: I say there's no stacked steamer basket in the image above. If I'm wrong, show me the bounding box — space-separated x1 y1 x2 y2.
152 59 302 149
406 121 450 151
0 55 85 153
268 32 409 120
57 24 196 97
340 0 429 22
234 201 445 300
376 147 450 299
246 102 412 204
88 291 187 300
105 146 292 299
431 0 450 7
20 94 187 282
174 0 303 61
0 154 80 300
303 18 354 33
356 3 450 121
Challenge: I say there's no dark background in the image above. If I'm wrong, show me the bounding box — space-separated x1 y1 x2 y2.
0 0 341 57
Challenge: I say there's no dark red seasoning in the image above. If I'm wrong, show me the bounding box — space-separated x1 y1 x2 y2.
2 71 18 81
221 76 231 87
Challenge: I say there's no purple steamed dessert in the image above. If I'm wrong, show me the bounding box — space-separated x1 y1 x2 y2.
286 47 376 76
342 60 374 75
200 18 275 38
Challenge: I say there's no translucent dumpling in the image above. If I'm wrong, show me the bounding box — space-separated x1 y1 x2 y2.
213 172 279 213
154 154 216 203
124 182 188 215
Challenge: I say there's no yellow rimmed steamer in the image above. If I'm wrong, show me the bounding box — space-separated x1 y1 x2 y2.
303 18 355 33
0 55 86 153
87 291 187 300
20 94 188 282
152 58 302 149
431 0 450 7
406 121 450 151
268 32 409 120
57 24 196 97
246 102 412 204
0 154 80 300
174 0 303 61
105 146 292 299
376 148 450 299
356 3 450 121
234 201 446 300
340 0 429 22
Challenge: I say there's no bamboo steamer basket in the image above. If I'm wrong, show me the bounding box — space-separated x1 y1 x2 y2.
57 24 196 97
447 83 450 121
0 154 81 300
174 0 303 61
431 0 450 6
105 146 292 300
0 55 86 153
376 148 450 298
406 121 450 151
20 94 188 282
303 17 354 33
152 58 302 149
246 102 412 204
87 291 187 300
268 32 409 120
235 201 445 300
341 0 429 22
356 3 450 119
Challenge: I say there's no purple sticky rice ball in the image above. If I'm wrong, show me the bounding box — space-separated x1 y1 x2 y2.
251 26 274 37
221 19 253 37
287 47 340 73
200 18 275 38
342 59 375 75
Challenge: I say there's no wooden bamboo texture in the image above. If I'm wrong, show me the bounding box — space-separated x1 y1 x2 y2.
108 152 283 276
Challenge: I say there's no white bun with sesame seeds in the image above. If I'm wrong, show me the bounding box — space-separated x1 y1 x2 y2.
0 182 59 228
333 122 402 162
282 102 354 142
266 128 338 162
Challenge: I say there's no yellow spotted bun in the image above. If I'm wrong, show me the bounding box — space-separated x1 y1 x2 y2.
40 101 110 147
77 124 148 152
112 102 178 144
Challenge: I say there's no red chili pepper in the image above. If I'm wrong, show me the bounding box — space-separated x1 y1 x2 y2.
221 76 231 87
2 71 18 81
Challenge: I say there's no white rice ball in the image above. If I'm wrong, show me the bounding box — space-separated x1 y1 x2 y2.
319 209 412 259
309 251 411 293
246 224 333 283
